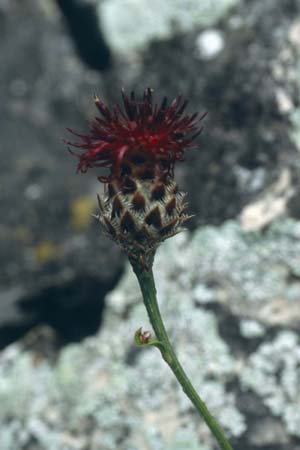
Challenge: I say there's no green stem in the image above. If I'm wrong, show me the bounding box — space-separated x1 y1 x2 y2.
132 265 234 450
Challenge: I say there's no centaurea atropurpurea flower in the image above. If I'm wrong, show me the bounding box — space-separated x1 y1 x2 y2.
66 88 234 450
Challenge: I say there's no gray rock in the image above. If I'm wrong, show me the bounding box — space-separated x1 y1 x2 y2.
1 0 300 447
241 331 300 438
3 0 300 341
100 0 300 227
0 0 123 341
1 218 300 449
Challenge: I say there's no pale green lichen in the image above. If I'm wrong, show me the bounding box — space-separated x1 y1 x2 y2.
241 331 300 437
2 218 300 448
239 319 266 338
0 232 245 449
159 219 300 325
290 107 300 150
98 0 239 53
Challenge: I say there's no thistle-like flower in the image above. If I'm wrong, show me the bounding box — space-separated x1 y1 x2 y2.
67 88 205 269
66 92 235 450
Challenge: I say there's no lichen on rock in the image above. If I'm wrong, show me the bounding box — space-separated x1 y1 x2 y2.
241 331 300 437
98 0 239 53
0 227 248 450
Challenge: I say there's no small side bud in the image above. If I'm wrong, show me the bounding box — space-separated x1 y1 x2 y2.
134 327 165 353
139 329 152 344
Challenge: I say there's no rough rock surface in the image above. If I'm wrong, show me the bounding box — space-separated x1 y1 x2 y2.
1 0 300 342
1 219 300 449
1 0 300 449
0 0 123 346
101 0 300 228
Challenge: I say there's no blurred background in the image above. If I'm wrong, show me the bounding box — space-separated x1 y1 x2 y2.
1 0 300 449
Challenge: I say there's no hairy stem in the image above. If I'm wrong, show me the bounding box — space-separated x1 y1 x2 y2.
132 265 234 450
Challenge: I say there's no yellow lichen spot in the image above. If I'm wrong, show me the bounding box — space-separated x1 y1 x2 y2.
35 241 63 265
70 196 96 231
14 226 33 243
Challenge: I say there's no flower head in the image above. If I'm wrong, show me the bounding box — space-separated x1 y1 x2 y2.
67 88 205 268
67 88 205 181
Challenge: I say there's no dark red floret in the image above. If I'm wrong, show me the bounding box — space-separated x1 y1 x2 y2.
66 88 206 180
